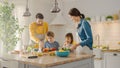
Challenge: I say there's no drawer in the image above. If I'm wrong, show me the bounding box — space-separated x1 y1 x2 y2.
1 59 10 68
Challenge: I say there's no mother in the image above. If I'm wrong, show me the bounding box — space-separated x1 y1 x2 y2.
68 8 93 54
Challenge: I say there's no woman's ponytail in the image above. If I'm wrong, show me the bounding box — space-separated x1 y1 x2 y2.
69 8 85 19
80 14 85 19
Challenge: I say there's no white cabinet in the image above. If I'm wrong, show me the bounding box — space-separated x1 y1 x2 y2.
94 59 103 68
0 59 18 68
93 48 103 59
18 58 94 68
51 58 94 68
18 62 40 68
103 52 120 68
48 58 94 68
0 59 2 68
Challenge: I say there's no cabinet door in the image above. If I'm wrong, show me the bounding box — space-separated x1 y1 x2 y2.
48 58 94 68
0 59 10 68
9 61 18 68
94 60 103 68
104 52 120 68
28 64 40 68
0 59 18 68
18 62 40 68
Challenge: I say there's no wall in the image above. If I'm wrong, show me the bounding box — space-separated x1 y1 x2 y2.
49 24 76 45
63 0 120 19
7 0 120 47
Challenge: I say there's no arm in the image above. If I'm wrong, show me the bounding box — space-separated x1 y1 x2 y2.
44 22 48 41
70 21 93 51
46 22 48 32
55 41 60 50
29 23 40 43
80 21 93 47
44 42 47 48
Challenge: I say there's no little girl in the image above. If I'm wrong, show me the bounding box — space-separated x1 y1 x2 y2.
63 33 76 49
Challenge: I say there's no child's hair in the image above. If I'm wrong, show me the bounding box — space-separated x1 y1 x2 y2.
65 33 73 44
46 31 54 37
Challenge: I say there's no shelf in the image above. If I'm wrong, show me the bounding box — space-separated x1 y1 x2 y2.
90 20 120 24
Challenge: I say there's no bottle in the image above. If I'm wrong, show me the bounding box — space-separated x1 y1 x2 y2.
113 14 119 20
106 45 109 50
118 10 120 19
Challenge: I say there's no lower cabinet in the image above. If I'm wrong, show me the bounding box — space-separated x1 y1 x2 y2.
48 58 94 68
103 52 120 68
94 59 103 68
18 62 40 68
18 58 94 68
0 58 94 68
0 60 1 68
0 59 18 68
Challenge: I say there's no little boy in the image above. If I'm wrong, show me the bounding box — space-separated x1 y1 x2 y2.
44 31 60 50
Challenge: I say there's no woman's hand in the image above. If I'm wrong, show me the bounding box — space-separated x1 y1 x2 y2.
70 43 80 51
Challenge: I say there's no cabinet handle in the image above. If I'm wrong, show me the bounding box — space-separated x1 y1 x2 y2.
113 53 117 56
1 58 8 61
3 67 8 68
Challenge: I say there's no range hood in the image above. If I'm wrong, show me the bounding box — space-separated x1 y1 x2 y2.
50 12 67 26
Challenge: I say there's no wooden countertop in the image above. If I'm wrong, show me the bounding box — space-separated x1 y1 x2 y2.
0 53 94 67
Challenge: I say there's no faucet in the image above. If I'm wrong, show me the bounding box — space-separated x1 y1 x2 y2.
95 34 100 47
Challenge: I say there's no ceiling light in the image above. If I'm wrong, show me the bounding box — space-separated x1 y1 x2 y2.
23 0 31 17
51 0 60 13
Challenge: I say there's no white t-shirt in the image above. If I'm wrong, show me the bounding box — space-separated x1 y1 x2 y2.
76 31 81 43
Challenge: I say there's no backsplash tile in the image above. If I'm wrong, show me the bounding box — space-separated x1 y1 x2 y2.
91 20 120 48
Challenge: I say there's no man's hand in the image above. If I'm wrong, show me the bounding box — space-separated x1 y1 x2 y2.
39 41 44 49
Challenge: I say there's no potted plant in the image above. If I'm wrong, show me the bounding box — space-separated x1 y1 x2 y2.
106 15 113 21
85 17 91 22
0 0 24 52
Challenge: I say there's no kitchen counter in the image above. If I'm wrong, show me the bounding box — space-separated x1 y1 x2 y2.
102 49 120 52
0 52 94 68
93 48 120 60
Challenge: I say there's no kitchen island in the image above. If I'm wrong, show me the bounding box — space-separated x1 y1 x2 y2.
0 52 94 68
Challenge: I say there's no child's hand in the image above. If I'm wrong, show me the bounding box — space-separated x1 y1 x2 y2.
62 42 67 48
64 41 69 45
64 41 67 45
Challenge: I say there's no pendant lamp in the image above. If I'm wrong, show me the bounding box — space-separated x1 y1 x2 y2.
23 0 31 17
51 0 60 13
